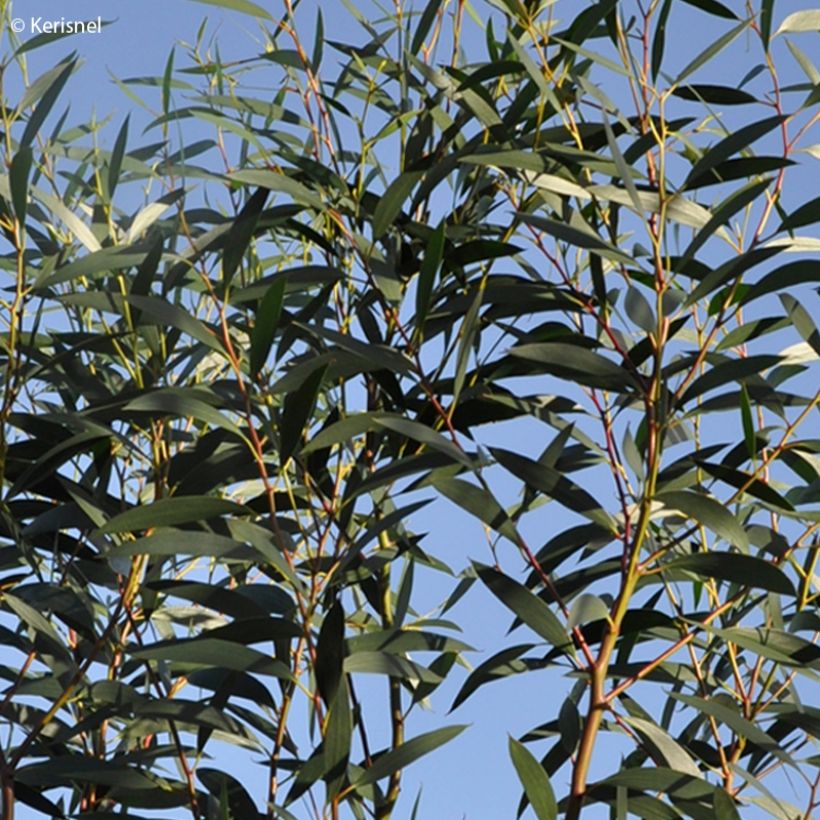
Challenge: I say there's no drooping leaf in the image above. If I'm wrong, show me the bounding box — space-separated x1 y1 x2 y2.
373 170 424 239
279 363 328 463
99 497 249 533
474 563 571 651
222 186 269 287
509 736 558 820
316 600 345 706
664 553 794 596
657 490 749 551
9 145 33 225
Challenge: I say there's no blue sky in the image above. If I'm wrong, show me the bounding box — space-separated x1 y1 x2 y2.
4 1 819 818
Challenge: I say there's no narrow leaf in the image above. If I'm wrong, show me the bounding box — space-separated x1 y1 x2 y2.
352 726 467 787
99 497 249 533
664 553 794 596
373 170 424 239
509 737 558 820
474 563 570 651
657 490 749 551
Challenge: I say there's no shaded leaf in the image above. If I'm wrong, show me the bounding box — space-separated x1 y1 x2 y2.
474 563 570 651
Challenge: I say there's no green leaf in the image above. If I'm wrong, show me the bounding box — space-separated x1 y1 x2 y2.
778 195 820 233
453 289 482 405
657 490 749 551
672 84 758 105
761 0 775 50
714 789 741 820
671 693 795 766
162 48 175 116
624 287 655 333
375 417 473 467
451 644 536 710
324 679 352 796
567 594 610 629
352 726 466 787
250 278 285 378
491 447 618 532
186 0 274 20
685 115 786 188
695 460 795 510
416 220 445 329
741 260 819 304
126 294 224 353
474 563 570 651
316 601 345 706
679 355 781 405
433 478 519 542
558 698 581 755
9 145 33 225
622 717 702 777
373 170 424 239
116 531 253 559
411 0 442 54
603 114 643 216
344 652 442 684
20 58 76 147
664 553 795 596
781 293 820 357
280 363 327 463
675 19 751 85
508 737 557 820
651 0 673 81
99 497 249 533
124 390 241 436
130 638 291 679
108 115 129 199
681 0 737 19
510 343 638 393
222 186 269 287
228 169 322 209
518 214 633 265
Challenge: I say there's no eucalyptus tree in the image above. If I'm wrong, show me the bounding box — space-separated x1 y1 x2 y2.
0 0 818 818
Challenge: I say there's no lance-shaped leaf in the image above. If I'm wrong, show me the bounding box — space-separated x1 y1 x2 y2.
130 638 292 679
451 644 536 711
671 694 796 767
664 553 794 596
491 447 619 533
657 490 749 551
509 737 558 820
186 0 275 19
222 186 269 287
509 342 639 393
474 563 570 651
250 278 285 378
518 213 633 265
98 496 249 533
373 170 424 238
432 478 519 542
279 363 328 463
316 600 345 706
351 725 467 787
9 146 33 225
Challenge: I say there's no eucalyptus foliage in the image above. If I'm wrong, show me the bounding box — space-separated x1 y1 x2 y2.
0 0 818 818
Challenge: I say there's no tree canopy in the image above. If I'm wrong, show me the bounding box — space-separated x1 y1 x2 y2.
0 1 818 818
